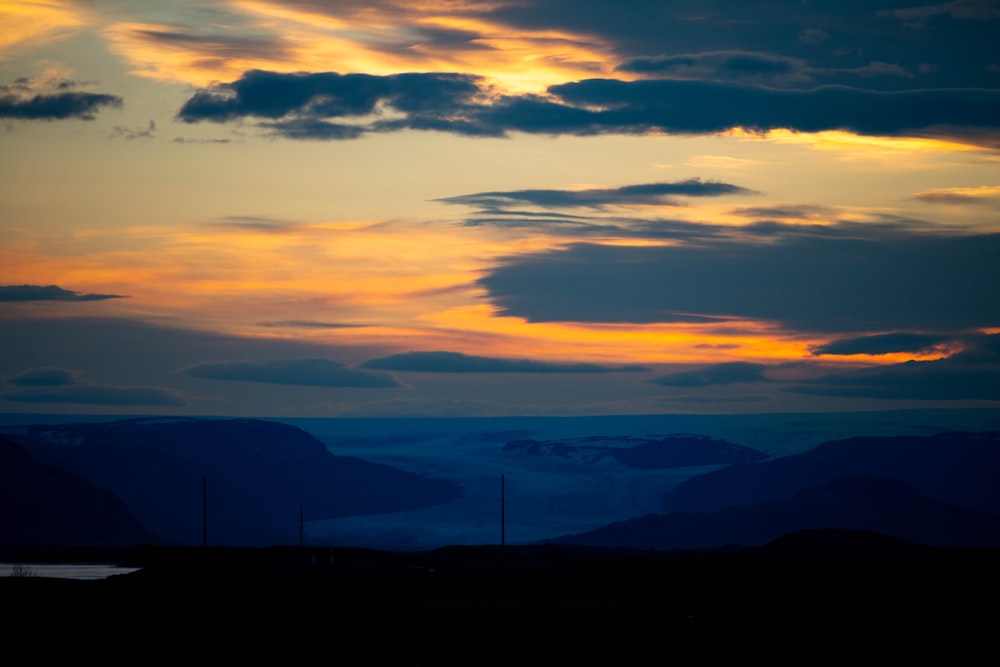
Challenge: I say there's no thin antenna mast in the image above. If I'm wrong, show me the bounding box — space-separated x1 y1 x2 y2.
500 473 505 548
202 475 207 548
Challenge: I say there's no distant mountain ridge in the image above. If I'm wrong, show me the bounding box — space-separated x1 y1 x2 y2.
4 417 462 547
0 435 155 547
542 431 1000 550
544 473 1000 550
662 431 1000 515
503 433 767 468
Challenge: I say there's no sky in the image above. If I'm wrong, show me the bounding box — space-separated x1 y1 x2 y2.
1 0 999 419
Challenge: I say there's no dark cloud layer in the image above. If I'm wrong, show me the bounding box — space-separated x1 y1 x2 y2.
618 51 809 84
176 69 1000 145
362 351 648 373
0 79 122 120
457 210 755 240
235 1 1000 92
649 361 771 387
788 335 1000 400
0 285 126 302
438 179 757 210
479 228 1000 333
176 69 489 137
3 385 186 407
811 332 953 356
7 368 76 387
541 79 1000 142
487 0 1000 91
184 358 400 387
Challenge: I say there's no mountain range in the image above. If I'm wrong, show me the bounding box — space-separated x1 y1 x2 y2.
546 431 1000 550
1 418 460 547
4 417 1000 551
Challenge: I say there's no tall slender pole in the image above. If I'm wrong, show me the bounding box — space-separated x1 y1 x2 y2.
202 475 207 548
500 473 505 548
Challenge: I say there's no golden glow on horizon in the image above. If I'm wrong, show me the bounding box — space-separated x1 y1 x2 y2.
0 211 964 372
423 304 822 365
913 184 1000 203
725 127 984 156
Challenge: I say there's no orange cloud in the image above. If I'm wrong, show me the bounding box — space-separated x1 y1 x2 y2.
0 0 87 57
913 185 1000 205
102 0 619 91
421 303 822 366
4 211 932 370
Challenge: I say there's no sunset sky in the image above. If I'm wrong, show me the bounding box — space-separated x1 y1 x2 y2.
2 0 999 418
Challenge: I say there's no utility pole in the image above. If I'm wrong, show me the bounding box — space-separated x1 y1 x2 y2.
202 475 207 548
500 473 505 549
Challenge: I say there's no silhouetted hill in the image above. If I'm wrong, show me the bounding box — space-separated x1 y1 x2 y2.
662 431 1000 515
7 418 461 546
4 536 998 657
758 528 919 559
503 433 767 468
543 474 1000 550
0 435 155 546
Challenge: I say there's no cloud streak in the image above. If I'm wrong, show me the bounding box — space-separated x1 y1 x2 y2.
7 368 76 387
184 358 401 388
787 335 1000 401
0 77 122 120
649 362 772 387
811 333 953 356
362 351 648 373
175 69 1000 146
438 179 757 210
0 285 126 302
479 227 1000 333
3 385 186 407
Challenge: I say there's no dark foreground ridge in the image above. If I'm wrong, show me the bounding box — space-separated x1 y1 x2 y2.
3 530 998 659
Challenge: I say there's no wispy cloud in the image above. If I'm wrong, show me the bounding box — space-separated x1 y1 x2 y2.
479 226 1000 334
649 361 772 387
0 77 122 121
438 179 757 210
3 384 186 406
617 51 813 85
104 1 617 90
787 334 1000 400
108 119 156 141
174 69 1000 146
257 320 369 329
0 1 87 57
362 351 648 373
7 367 76 387
0 285 126 302
913 185 1000 205
882 1 1000 24
183 358 401 387
810 332 954 356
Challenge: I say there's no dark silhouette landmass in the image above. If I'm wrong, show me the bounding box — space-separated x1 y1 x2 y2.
4 421 1000 654
538 431 1000 550
0 435 156 546
2 532 997 658
543 474 1000 550
503 433 768 467
3 418 461 546
661 431 1000 514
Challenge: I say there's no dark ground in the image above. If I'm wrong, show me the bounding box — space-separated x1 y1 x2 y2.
2 530 997 661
